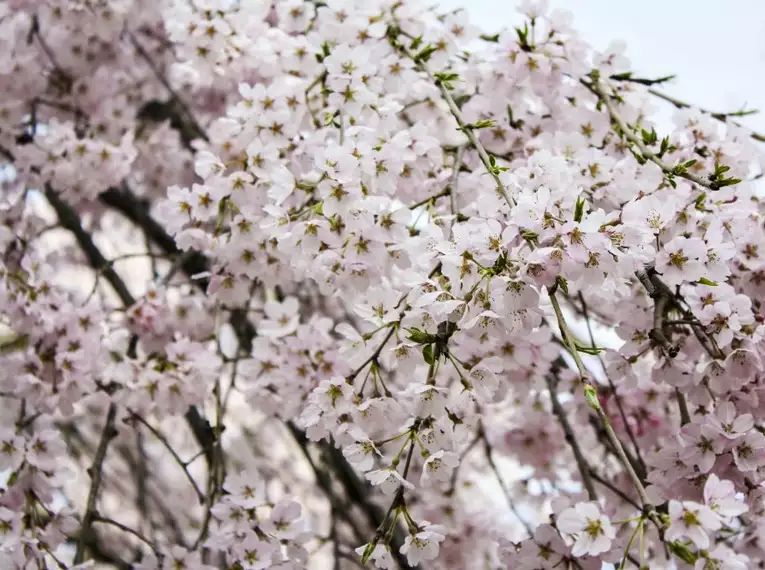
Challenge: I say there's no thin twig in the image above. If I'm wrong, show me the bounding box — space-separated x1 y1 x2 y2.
127 410 205 503
645 88 765 143
74 403 118 564
588 469 641 510
548 289 652 508
408 55 514 209
447 145 464 240
347 326 397 382
127 31 208 144
584 76 725 191
480 428 533 537
408 187 452 210
92 515 160 556
545 373 598 501
577 292 646 475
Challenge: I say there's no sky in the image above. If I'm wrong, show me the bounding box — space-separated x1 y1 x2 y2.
435 0 765 136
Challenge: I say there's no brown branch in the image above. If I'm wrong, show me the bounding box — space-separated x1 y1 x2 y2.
480 427 533 537
584 76 733 191
649 292 678 358
92 514 160 556
127 410 206 503
74 403 118 564
645 88 765 143
45 185 136 307
68 533 132 570
588 468 641 510
99 183 414 568
545 374 598 501
577 292 646 475
127 31 208 145
676 388 691 427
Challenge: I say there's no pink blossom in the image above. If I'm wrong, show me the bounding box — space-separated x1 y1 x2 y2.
556 502 615 557
666 500 721 549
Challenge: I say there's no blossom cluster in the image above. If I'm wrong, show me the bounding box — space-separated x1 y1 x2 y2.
0 0 764 569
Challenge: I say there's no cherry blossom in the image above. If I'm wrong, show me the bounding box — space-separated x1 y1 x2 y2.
0 0 763 568
556 502 616 557
666 500 721 549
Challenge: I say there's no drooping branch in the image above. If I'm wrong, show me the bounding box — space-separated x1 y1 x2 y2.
47 185 219 469
127 410 206 504
98 181 416 568
548 287 655 514
45 185 136 307
583 75 737 191
479 427 533 537
645 87 765 144
576 292 646 474
545 373 598 501
74 403 118 564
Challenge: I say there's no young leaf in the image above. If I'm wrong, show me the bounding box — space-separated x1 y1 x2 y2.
574 196 585 223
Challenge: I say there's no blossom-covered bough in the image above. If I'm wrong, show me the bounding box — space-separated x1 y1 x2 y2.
1 0 764 568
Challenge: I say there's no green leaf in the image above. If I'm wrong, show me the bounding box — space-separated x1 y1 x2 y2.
577 344 604 355
659 136 670 157
0 334 29 355
630 149 647 166
714 163 730 176
574 196 585 223
360 542 377 565
434 72 460 85
413 44 438 63
521 229 538 242
468 119 495 130
480 33 499 42
668 542 698 565
492 251 508 273
640 128 657 146
506 104 524 129
422 343 435 365
711 176 742 189
515 25 528 46
583 384 601 410
406 328 437 345
698 277 718 286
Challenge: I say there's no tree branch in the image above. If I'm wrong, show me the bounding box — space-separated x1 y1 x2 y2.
545 373 598 501
45 185 136 306
644 87 765 143
127 410 206 503
48 185 220 469
74 403 118 564
99 181 413 568
584 76 732 191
